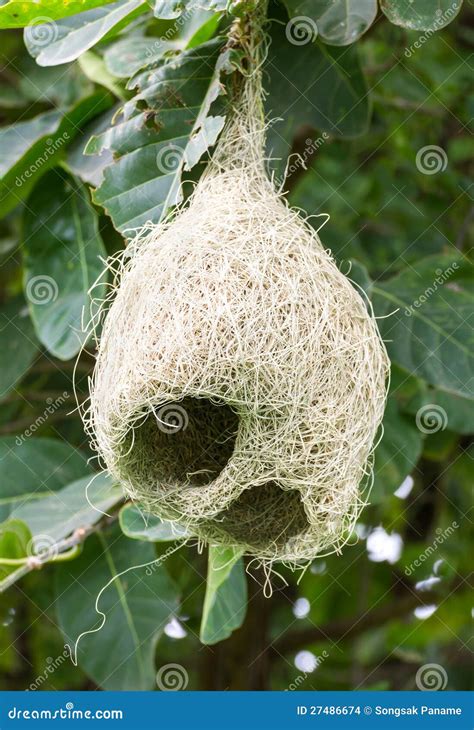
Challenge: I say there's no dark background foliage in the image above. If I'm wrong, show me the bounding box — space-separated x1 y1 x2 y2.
0 0 472 692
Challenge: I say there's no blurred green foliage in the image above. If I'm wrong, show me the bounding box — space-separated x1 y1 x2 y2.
0 0 472 692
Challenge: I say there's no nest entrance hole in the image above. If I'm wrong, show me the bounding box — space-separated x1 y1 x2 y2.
125 396 239 488
207 482 310 552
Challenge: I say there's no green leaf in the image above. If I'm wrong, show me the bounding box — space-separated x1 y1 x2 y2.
380 0 463 31
372 397 422 502
0 298 38 401
23 169 107 360
0 471 120 591
152 0 226 18
0 91 112 217
78 51 126 99
16 56 94 107
0 436 91 522
200 545 247 645
24 0 147 67
152 0 185 17
119 503 188 541
0 0 124 28
152 2 222 46
0 109 61 179
56 526 180 689
185 8 222 48
104 37 180 78
283 0 377 46
90 39 227 232
65 107 117 186
143 3 221 50
11 473 122 549
372 255 474 400
404 386 474 436
0 519 32 585
266 15 370 169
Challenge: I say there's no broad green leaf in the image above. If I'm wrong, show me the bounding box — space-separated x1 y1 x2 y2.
266 14 370 170
24 0 147 66
66 107 117 186
152 0 226 17
107 18 220 83
0 519 45 592
0 109 61 179
0 0 122 28
372 397 422 502
422 428 457 463
372 255 474 400
0 91 112 217
90 39 227 232
16 56 94 107
152 0 184 17
200 545 247 645
23 169 107 360
11 473 122 549
56 526 180 689
283 0 377 46
78 51 126 99
119 503 188 541
380 0 463 31
200 1 227 8
0 437 91 522
0 519 32 585
185 8 222 48
0 473 120 591
0 298 38 401
404 386 474 436
104 37 180 78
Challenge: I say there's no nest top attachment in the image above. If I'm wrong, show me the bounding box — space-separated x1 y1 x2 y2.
85 10 389 565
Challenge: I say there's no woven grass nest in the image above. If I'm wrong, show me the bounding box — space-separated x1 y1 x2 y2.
86 13 389 566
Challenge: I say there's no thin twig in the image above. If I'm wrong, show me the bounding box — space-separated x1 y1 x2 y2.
0 515 118 593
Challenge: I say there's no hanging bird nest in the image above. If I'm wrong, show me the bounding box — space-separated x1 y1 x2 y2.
85 6 389 566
